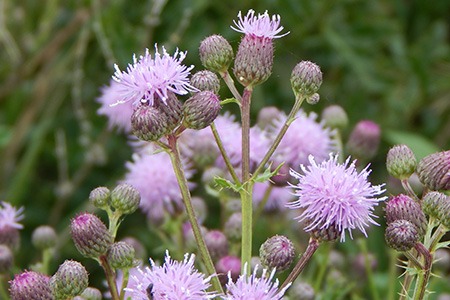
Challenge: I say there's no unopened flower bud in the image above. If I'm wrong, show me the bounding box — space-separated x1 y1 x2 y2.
121 237 147 261
32 225 57 250
215 255 240 285
110 183 140 215
291 61 322 97
224 212 242 242
199 35 234 73
310 223 340 242
156 93 183 135
233 34 274 87
321 105 348 130
9 271 52 300
190 70 220 94
417 150 450 191
386 145 417 180
385 194 426 238
0 226 20 251
422 191 450 227
385 219 419 251
0 244 13 273
306 93 320 105
257 106 282 129
51 260 88 299
78 287 102 300
346 120 381 161
270 163 291 187
70 213 113 258
89 186 110 209
183 91 221 130
107 241 136 269
205 230 229 260
260 235 295 272
289 281 315 300
131 103 167 141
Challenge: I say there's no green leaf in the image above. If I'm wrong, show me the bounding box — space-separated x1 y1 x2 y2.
213 176 243 193
253 162 284 183
384 130 440 160
219 98 240 106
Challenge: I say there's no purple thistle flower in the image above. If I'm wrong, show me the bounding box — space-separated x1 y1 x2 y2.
231 10 289 39
113 45 197 106
126 251 217 299
269 110 335 169
124 148 194 224
222 265 288 300
253 182 294 212
0 202 24 230
96 79 134 132
287 155 386 242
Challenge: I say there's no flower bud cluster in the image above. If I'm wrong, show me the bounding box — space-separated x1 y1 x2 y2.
90 184 140 215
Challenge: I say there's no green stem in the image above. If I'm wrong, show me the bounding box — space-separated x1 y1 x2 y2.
41 248 53 275
119 268 130 300
240 87 253 274
412 243 432 300
166 136 223 293
387 249 399 300
99 255 120 300
107 209 122 240
358 239 380 300
401 179 420 202
220 70 242 102
0 275 8 300
252 94 305 179
313 242 330 291
280 238 320 290
210 122 240 184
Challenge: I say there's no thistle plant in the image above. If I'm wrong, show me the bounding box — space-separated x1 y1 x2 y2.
3 6 450 300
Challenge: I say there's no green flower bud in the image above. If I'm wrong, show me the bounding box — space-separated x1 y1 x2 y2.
306 93 320 105
51 260 88 299
32 225 57 250
183 91 221 130
190 70 221 94
417 150 450 191
291 61 322 97
422 191 450 227
110 183 140 215
289 281 315 300
321 105 348 130
386 145 417 180
260 235 295 272
385 219 419 251
89 186 110 209
346 120 381 161
131 104 167 142
199 35 234 73
78 287 102 300
107 241 136 269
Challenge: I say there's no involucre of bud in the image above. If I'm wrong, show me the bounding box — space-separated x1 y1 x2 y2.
310 223 340 242
260 235 295 272
51 260 88 299
9 271 52 300
385 219 419 251
306 93 320 105
417 150 450 191
156 93 183 135
70 213 113 258
190 70 221 94
110 183 140 215
289 281 315 300
291 61 322 97
79 287 102 300
321 105 348 130
233 35 274 87
205 230 229 260
422 191 450 227
131 103 167 141
89 186 110 209
386 145 417 180
385 194 426 239
199 35 234 73
0 244 13 273
107 241 136 269
32 225 57 250
121 237 147 261
183 91 221 130
346 120 381 161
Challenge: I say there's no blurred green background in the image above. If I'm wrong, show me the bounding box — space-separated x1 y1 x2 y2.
1 0 449 298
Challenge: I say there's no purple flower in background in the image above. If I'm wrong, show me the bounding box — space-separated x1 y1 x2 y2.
124 148 194 224
222 265 288 300
126 251 217 299
96 79 134 132
269 110 334 169
113 45 197 106
253 182 294 212
287 155 386 242
0 202 24 230
231 9 289 39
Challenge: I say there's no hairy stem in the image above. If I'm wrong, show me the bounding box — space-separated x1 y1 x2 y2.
100 255 120 300
412 243 432 300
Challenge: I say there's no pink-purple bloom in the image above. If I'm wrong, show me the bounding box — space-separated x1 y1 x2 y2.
288 155 386 242
113 45 197 106
0 202 24 230
231 10 289 39
222 265 288 300
253 182 294 211
126 251 217 299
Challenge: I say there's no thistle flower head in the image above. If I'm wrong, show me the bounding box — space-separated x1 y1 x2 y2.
231 10 289 39
222 265 289 300
386 144 417 180
0 202 24 230
50 260 89 298
259 235 295 272
417 150 450 191
385 219 419 251
126 251 217 299
346 120 381 161
113 45 197 106
9 271 52 300
199 35 234 73
287 155 386 242
385 194 426 238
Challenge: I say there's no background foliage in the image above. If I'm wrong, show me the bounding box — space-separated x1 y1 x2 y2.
1 0 449 298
